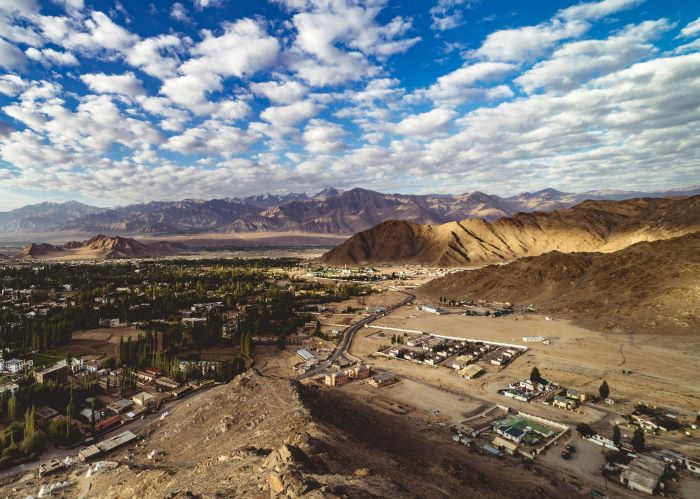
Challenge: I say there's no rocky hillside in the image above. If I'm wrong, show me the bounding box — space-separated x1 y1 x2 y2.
77 371 566 498
2 186 698 238
321 195 700 266
20 235 189 260
419 232 700 334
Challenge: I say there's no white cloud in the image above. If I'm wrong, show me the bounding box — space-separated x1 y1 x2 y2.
126 35 182 79
25 47 79 66
394 108 456 137
251 80 308 104
161 18 279 114
303 119 347 153
430 0 473 31
678 16 700 38
193 0 224 10
170 3 188 22
516 19 673 94
0 74 26 97
80 72 146 98
471 0 645 63
164 120 257 156
418 62 516 106
0 38 25 69
280 0 420 86
260 100 318 129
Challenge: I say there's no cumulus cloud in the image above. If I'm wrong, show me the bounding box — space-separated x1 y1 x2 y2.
251 80 308 104
678 16 700 38
80 72 146 98
0 38 25 69
303 119 347 153
25 47 78 66
430 0 474 31
280 0 420 85
394 108 456 137
516 19 673 94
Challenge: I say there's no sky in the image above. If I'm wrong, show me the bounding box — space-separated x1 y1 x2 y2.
0 0 699 210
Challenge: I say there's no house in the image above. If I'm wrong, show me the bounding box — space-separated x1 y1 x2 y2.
368 373 398 388
496 424 526 443
34 361 70 384
35 405 59 427
132 392 155 408
5 358 29 374
108 399 134 414
492 436 519 455
324 371 350 387
80 407 101 423
565 388 587 402
451 354 473 370
553 395 577 410
0 382 19 395
459 364 484 380
155 377 180 390
620 454 666 495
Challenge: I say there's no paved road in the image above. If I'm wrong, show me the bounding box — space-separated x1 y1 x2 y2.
300 288 415 379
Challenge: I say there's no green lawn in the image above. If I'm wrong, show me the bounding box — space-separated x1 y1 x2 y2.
29 352 64 368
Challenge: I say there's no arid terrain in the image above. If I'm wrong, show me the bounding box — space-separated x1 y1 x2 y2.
322 196 700 266
418 232 700 334
20 234 190 260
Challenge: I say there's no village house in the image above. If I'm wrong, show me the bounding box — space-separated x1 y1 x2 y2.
459 364 484 380
34 361 70 384
368 372 398 388
132 392 156 408
620 454 666 495
553 395 577 410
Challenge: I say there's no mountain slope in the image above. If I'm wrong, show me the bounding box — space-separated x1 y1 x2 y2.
321 195 700 266
0 201 107 233
20 235 189 260
418 232 700 334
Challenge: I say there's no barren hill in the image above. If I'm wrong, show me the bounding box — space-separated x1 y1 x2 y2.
321 195 700 266
20 234 189 260
419 232 700 334
80 371 565 498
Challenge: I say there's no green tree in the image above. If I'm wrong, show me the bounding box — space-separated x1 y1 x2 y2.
7 394 17 421
613 425 621 448
599 380 610 400
632 427 645 451
530 367 541 387
576 422 595 438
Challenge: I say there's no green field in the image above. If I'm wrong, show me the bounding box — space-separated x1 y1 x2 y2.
498 415 554 438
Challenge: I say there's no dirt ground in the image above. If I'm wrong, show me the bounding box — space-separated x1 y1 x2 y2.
63 327 143 358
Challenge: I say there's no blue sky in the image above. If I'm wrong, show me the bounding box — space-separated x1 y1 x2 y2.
0 0 699 209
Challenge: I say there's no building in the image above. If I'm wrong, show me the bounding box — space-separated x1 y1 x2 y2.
155 377 180 390
565 388 587 402
0 382 19 395
78 430 139 462
346 364 371 380
132 392 155 408
553 395 577 410
35 405 59 427
296 349 316 363
495 424 526 443
620 454 666 495
522 336 545 342
420 305 445 315
492 436 519 455
451 354 474 370
107 399 134 414
34 361 70 384
5 358 30 374
324 371 350 387
368 372 398 388
459 364 484 380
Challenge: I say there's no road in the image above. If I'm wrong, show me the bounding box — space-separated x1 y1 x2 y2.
300 287 415 379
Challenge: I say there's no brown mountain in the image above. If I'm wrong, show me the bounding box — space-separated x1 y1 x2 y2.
321 195 700 266
20 234 189 260
418 232 700 334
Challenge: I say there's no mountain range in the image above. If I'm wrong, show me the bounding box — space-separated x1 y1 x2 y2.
418 232 700 335
321 195 700 266
1 185 698 238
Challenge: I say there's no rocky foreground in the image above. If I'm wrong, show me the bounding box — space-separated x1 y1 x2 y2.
4 371 578 498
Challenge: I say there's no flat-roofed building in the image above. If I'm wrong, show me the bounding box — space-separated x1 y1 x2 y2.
459 364 484 380
368 372 398 388
620 454 666 495
324 371 350 387
34 361 69 384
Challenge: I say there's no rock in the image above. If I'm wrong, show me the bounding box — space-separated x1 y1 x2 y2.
268 473 285 495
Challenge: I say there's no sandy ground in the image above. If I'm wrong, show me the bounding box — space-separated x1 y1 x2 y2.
63 327 142 358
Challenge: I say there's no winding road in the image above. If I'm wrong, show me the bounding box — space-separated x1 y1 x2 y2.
300 287 415 379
